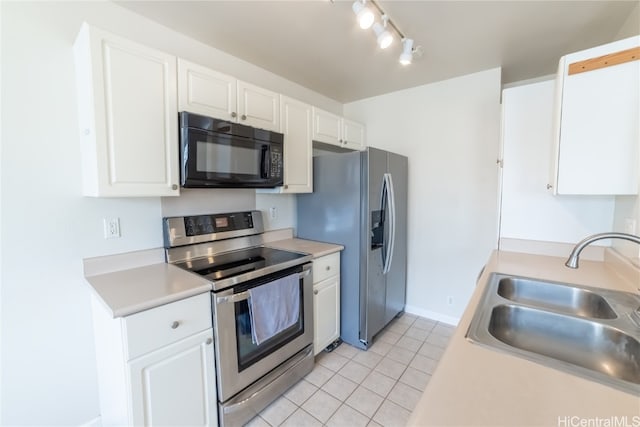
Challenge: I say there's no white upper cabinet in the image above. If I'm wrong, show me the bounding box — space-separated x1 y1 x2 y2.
342 118 366 151
279 96 313 193
237 81 280 132
178 59 237 122
312 107 366 150
74 23 180 197
178 59 280 132
550 36 639 195
312 108 343 146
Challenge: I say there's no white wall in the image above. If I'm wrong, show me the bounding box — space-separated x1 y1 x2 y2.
0 2 338 424
612 8 640 264
344 68 502 323
500 80 616 247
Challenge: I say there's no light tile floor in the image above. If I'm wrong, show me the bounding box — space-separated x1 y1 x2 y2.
245 314 454 427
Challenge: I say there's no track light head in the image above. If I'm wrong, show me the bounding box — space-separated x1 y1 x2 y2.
373 16 393 49
399 38 414 65
352 0 374 29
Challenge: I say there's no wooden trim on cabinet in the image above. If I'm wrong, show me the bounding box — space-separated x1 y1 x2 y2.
568 46 640 75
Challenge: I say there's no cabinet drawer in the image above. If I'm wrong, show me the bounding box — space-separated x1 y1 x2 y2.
123 293 211 360
313 252 340 283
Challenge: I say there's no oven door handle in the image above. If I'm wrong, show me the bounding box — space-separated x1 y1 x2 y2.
216 291 250 304
216 268 310 304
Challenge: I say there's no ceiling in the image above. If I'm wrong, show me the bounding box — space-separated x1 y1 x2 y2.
116 1 638 103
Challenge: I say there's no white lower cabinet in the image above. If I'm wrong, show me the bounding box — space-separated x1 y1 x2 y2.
312 252 341 355
129 330 216 426
91 293 217 426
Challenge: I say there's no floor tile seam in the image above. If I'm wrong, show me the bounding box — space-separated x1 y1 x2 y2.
392 376 426 397
300 390 345 426
342 396 382 423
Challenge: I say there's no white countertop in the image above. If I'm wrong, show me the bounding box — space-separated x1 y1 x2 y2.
85 263 212 318
408 250 640 426
266 238 344 258
84 237 343 318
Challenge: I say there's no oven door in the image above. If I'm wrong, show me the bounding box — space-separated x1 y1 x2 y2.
181 127 278 188
212 263 313 402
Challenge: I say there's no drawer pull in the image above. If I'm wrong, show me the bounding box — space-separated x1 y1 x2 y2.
325 266 330 271
171 321 180 329
206 337 213 345
314 290 319 295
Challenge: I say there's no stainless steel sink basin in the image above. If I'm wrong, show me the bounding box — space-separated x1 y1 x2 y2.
497 277 617 319
488 304 640 385
467 273 640 395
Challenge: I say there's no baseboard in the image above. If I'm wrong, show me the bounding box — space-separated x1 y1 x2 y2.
79 416 101 427
404 305 460 326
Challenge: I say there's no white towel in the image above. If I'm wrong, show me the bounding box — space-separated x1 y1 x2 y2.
248 273 300 345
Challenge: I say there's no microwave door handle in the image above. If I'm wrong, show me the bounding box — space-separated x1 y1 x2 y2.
260 145 269 178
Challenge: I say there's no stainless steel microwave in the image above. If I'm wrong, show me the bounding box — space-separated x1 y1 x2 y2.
179 112 284 188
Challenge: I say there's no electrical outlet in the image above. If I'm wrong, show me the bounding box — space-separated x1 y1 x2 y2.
103 217 121 239
269 207 277 220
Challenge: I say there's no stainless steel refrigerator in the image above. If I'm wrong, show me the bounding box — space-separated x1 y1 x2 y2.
297 147 407 350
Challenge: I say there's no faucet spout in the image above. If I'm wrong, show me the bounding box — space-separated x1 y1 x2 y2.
565 232 640 269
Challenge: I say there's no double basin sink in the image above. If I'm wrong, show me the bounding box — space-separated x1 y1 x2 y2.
466 274 640 395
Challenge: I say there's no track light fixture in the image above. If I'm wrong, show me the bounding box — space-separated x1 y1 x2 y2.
347 0 421 65
399 38 414 65
373 15 393 49
352 0 374 30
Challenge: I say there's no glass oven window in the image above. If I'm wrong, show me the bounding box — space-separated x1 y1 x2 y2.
234 275 305 372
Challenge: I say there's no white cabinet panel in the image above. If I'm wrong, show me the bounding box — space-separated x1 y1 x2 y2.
279 96 313 193
91 293 216 426
312 108 342 146
237 81 280 132
342 118 366 151
177 60 279 132
129 330 217 427
124 292 211 360
312 108 366 151
312 253 341 355
178 59 237 121
74 23 179 197
313 276 340 355
551 36 639 195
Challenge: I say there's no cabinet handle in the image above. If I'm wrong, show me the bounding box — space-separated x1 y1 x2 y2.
171 321 180 329
284 184 289 189
314 290 319 295
325 266 330 271
171 184 178 190
231 112 237 118
241 114 247 121
546 184 553 190
206 337 213 345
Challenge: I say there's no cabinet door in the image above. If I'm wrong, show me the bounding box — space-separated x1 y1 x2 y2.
312 108 343 147
178 59 237 122
342 118 366 151
74 23 179 197
128 329 217 427
552 36 639 195
280 96 313 193
237 81 280 131
313 275 340 355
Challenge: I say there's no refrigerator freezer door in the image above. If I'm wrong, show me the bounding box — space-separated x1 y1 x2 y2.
384 152 408 325
362 148 389 346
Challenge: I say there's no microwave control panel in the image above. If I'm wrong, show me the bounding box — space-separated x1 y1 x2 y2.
270 146 283 179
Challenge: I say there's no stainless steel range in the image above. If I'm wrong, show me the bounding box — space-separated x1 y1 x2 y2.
163 211 314 426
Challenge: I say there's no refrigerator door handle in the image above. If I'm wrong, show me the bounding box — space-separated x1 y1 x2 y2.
382 173 396 274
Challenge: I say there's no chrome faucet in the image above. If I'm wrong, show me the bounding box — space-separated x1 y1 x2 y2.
565 232 640 269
